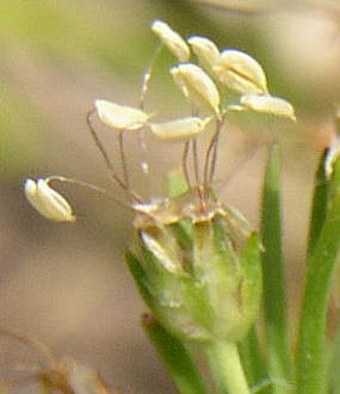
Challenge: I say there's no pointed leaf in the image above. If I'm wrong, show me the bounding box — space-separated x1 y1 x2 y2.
261 144 292 390
307 149 330 255
296 157 340 394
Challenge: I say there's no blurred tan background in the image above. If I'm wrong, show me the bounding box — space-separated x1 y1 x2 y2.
0 1 339 392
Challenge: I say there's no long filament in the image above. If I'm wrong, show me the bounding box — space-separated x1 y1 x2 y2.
86 110 143 204
182 140 192 196
118 131 130 195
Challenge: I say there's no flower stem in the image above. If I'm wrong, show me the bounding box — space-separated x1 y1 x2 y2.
206 341 250 394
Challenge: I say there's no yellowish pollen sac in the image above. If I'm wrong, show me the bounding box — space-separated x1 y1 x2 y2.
325 135 340 179
95 99 149 131
187 36 220 75
170 63 220 115
150 116 211 141
240 94 296 121
24 178 75 222
151 20 190 63
214 49 268 95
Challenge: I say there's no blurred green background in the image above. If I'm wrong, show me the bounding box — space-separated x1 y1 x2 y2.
0 1 339 392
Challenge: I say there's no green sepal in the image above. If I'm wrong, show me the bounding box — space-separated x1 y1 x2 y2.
138 226 213 342
193 217 262 343
142 313 208 394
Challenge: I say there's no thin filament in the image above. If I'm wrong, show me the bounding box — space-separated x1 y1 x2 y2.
203 130 218 189
47 176 135 212
192 139 200 187
203 118 223 190
182 140 193 195
86 110 143 204
118 131 130 195
208 129 221 184
192 139 206 206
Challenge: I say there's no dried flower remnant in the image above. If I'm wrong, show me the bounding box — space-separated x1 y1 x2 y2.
0 327 114 394
24 178 75 222
151 20 190 63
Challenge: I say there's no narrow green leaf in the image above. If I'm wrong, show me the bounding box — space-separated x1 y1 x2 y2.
142 313 208 394
261 144 292 393
308 149 330 255
296 157 340 394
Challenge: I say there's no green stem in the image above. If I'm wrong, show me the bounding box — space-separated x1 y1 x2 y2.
206 341 250 394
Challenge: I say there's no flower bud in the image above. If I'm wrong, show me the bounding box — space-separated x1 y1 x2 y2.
150 116 211 141
187 36 220 75
128 201 262 344
240 94 296 121
151 20 190 63
214 49 268 94
24 178 75 222
171 64 220 114
95 99 149 130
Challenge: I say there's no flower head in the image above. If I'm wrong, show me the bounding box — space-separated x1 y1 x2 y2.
24 20 298 345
